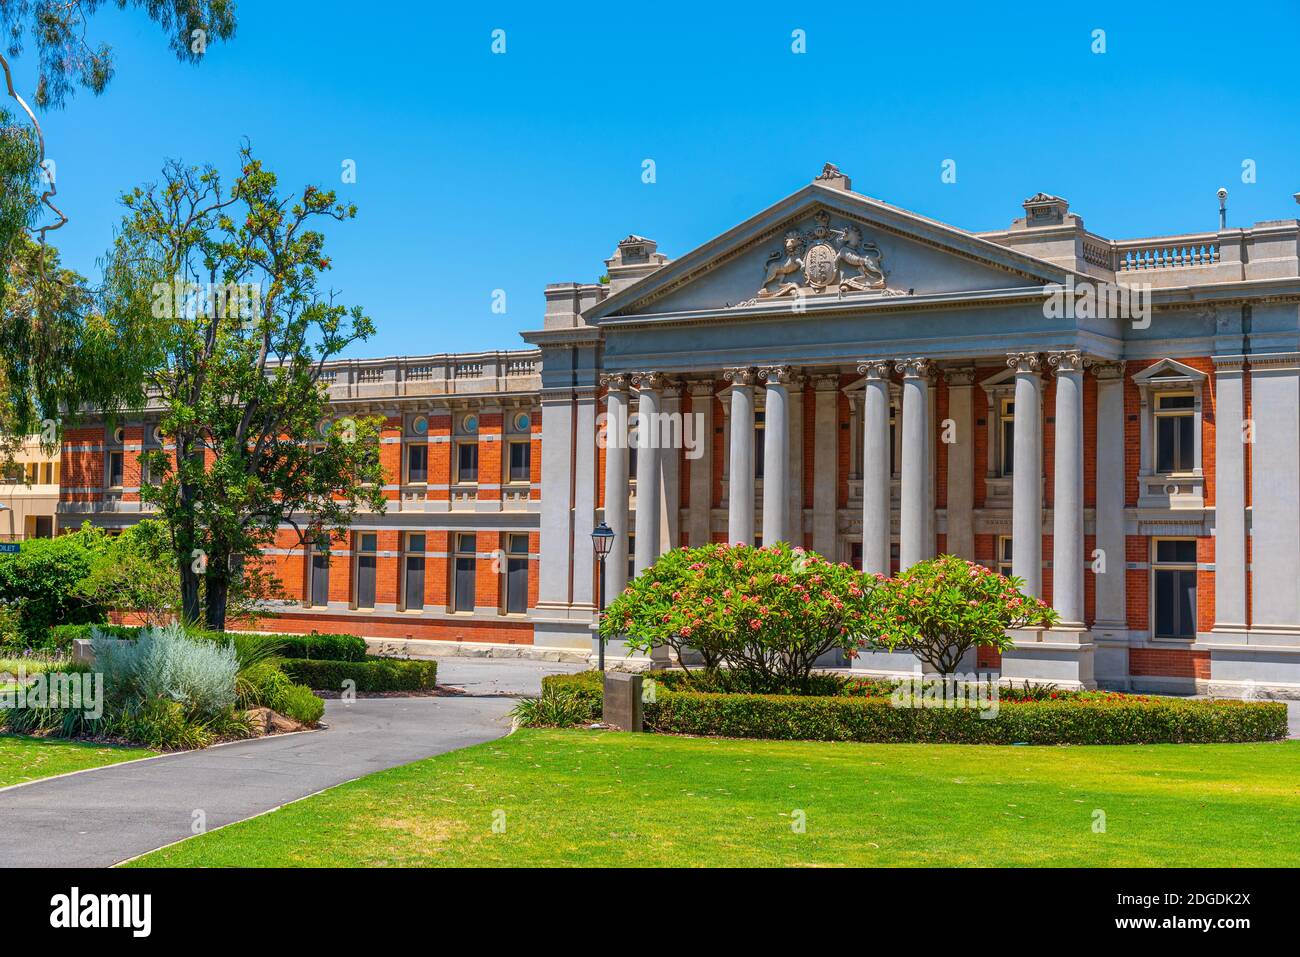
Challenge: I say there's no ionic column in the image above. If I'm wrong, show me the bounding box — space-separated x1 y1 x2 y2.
1092 360 1128 630
759 366 792 545
896 357 931 570
724 367 756 544
1008 352 1044 597
600 374 631 600
858 359 892 575
632 372 665 574
943 366 976 560
1049 350 1085 627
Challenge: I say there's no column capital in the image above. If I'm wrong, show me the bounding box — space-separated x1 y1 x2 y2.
1006 351 1042 375
811 372 841 391
686 378 716 397
598 372 632 393
723 366 758 387
856 359 892 381
1088 358 1127 380
758 364 798 386
1047 350 1086 375
894 357 931 379
630 371 669 392
942 365 978 386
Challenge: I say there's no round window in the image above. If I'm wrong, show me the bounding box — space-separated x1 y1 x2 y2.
412 415 428 436
463 413 479 434
113 427 126 443
318 419 332 438
152 426 164 444
513 412 530 433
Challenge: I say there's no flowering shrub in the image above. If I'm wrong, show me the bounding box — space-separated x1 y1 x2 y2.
600 542 878 692
862 555 1059 674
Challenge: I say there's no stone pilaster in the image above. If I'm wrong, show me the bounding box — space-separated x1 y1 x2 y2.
942 366 976 561
811 373 840 557
1091 360 1127 632
659 381 682 553
632 371 666 574
686 379 715 549
600 374 631 602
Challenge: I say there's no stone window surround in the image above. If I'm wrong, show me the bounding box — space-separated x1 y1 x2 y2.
1133 358 1206 509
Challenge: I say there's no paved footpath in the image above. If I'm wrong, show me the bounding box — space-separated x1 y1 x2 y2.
0 658 583 868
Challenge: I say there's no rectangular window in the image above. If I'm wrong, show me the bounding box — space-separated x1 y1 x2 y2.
452 533 476 612
309 546 330 607
889 405 898 477
33 515 53 538
404 532 426 611
1155 393 1195 474
25 462 37 484
996 536 1013 578
849 541 863 572
41 462 53 485
406 443 428 484
355 532 377 610
108 451 124 488
1153 538 1197 639
754 412 765 480
627 532 636 581
999 398 1015 476
505 533 529 614
508 440 531 483
456 442 479 484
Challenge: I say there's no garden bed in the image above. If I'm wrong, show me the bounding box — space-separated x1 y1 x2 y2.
538 672 1287 745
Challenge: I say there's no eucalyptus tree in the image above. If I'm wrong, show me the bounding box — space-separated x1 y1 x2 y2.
102 145 386 629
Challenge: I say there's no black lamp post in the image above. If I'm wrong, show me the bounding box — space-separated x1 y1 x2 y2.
591 522 615 671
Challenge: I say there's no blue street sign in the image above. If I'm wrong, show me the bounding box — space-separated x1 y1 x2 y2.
0 543 20 554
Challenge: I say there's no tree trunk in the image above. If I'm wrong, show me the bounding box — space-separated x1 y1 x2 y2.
204 573 228 632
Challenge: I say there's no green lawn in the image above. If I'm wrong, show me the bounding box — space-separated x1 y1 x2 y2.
0 734 154 788
128 730 1300 867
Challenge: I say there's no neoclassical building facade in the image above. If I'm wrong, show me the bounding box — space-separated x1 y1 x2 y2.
62 165 1300 695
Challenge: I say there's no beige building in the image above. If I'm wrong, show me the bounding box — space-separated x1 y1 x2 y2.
1 437 60 540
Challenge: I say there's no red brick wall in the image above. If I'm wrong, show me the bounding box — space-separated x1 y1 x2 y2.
1130 647 1210 679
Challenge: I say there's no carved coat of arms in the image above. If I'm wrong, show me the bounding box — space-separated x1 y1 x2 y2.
754 210 898 301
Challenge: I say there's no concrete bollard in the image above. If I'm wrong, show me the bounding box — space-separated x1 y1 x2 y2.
602 671 643 731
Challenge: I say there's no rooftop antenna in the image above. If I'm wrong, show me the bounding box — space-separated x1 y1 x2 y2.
1217 187 1228 230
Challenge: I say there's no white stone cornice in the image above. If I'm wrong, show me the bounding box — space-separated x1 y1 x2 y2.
856 359 892 381
1006 351 1042 374
894 357 931 379
723 366 758 387
1047 350 1086 375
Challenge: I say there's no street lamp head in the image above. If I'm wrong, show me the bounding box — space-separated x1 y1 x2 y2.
591 522 615 558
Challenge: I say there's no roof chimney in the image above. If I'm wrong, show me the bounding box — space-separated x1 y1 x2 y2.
604 236 669 295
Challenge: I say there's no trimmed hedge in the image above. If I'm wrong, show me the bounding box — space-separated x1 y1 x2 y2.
273 632 368 662
47 622 140 649
280 656 438 693
540 672 1287 745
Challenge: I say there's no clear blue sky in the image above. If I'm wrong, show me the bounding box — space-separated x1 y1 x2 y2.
10 0 1300 357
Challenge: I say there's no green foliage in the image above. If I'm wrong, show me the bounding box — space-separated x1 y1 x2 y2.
0 1 237 109
644 689 1287 745
511 686 597 729
863 555 1060 674
601 543 878 691
0 525 110 643
280 656 438 693
73 519 181 625
94 622 238 720
539 672 604 722
275 683 325 725
100 144 385 629
274 631 368 662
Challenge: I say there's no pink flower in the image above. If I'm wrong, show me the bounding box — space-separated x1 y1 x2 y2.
749 618 761 630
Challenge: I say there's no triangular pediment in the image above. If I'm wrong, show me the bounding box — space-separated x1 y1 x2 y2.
1132 358 1206 384
584 183 1075 323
